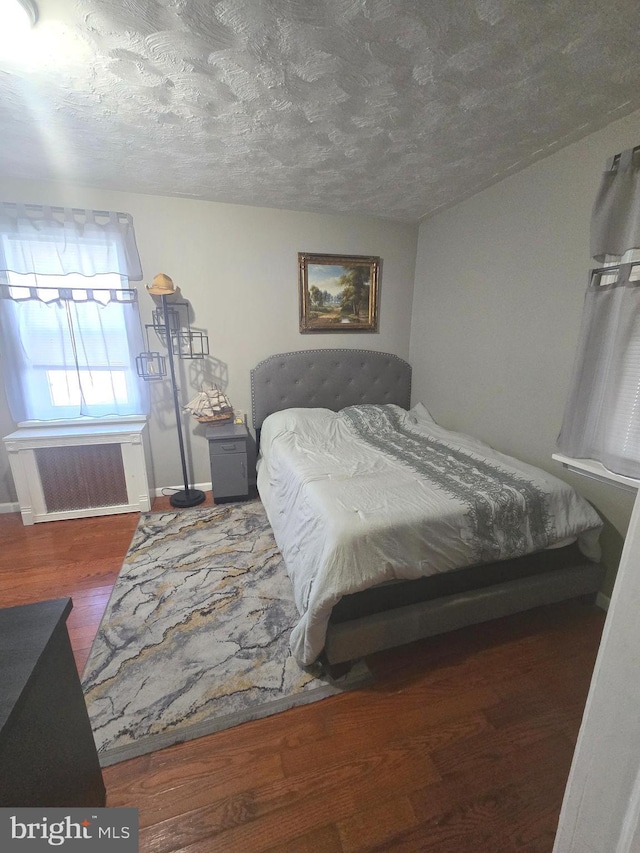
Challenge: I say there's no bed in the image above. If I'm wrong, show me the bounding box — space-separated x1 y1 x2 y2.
251 349 605 672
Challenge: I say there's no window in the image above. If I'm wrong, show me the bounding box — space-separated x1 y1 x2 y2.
557 144 640 481
0 203 148 424
596 252 640 467
4 271 145 420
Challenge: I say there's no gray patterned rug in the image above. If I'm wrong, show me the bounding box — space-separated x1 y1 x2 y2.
82 500 371 767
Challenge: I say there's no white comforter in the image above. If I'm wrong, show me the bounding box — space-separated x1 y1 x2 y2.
257 404 603 665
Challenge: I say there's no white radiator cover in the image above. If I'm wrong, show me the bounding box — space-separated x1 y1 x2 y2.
3 420 154 525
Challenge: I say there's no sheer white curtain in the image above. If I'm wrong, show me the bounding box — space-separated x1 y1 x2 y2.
0 203 143 278
0 203 149 422
557 147 640 478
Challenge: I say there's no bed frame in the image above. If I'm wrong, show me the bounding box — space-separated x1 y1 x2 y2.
251 349 604 670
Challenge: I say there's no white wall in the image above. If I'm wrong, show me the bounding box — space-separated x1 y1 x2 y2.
0 179 418 504
410 109 640 590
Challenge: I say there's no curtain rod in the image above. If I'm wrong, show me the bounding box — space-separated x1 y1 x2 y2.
6 203 130 219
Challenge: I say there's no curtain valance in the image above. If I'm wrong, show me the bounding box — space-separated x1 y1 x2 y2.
0 283 137 304
591 147 640 262
0 203 143 281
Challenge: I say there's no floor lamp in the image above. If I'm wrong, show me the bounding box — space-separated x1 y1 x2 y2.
136 273 208 508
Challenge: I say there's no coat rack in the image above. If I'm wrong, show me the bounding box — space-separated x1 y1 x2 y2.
136 274 209 508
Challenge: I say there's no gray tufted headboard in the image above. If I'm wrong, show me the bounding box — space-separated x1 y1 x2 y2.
251 349 412 430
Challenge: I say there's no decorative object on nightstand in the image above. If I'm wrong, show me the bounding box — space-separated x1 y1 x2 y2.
184 384 234 425
137 273 209 508
206 423 250 502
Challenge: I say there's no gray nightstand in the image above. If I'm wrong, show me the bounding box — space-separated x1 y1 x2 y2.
206 423 249 502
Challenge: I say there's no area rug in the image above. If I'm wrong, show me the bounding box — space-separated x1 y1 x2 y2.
82 500 371 767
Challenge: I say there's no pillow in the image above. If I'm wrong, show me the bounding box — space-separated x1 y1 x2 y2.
409 402 436 424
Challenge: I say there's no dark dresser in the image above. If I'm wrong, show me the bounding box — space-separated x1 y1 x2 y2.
0 597 105 807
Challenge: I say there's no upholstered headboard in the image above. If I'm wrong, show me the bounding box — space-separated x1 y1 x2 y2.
251 349 412 430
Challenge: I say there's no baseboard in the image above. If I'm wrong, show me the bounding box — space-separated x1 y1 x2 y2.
1 485 216 514
596 592 611 612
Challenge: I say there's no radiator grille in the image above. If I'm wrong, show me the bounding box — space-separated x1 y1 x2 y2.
35 444 128 513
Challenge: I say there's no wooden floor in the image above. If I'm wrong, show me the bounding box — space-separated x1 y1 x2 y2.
0 498 605 852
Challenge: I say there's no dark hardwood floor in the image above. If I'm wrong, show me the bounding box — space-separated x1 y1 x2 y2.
0 498 605 852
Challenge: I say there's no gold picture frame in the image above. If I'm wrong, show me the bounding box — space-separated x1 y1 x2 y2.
298 252 380 333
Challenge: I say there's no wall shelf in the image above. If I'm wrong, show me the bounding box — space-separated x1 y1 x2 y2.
552 453 640 493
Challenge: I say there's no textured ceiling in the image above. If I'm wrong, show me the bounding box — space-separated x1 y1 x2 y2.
1 0 640 222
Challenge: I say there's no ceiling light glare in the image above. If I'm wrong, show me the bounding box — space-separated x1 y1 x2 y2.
0 0 38 30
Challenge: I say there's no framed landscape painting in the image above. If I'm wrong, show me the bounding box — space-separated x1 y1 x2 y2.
298 252 380 333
